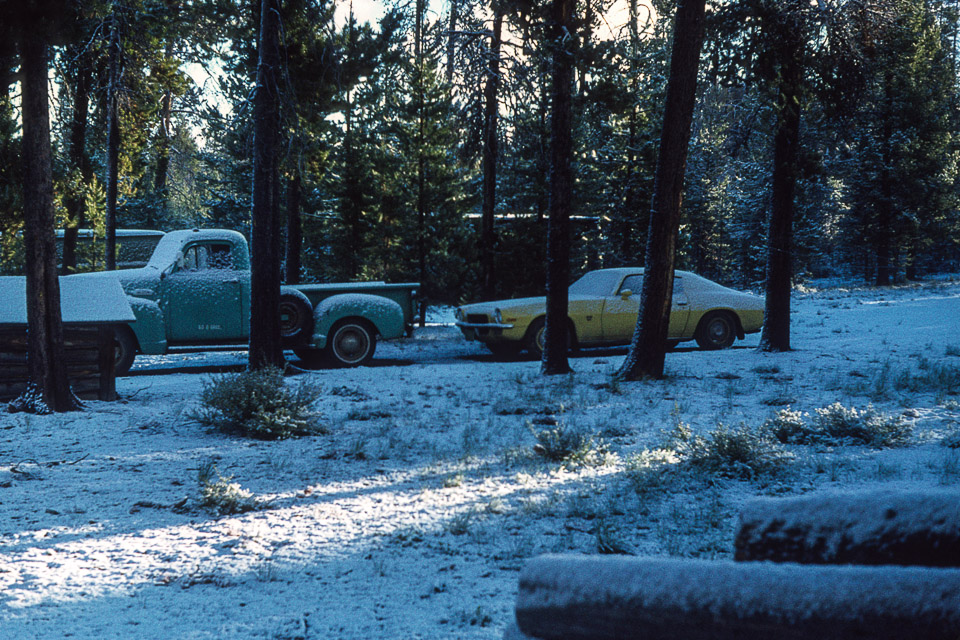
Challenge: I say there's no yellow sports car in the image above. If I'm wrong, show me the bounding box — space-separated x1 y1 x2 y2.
454 268 764 357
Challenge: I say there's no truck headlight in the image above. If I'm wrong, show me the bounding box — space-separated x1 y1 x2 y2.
494 308 503 324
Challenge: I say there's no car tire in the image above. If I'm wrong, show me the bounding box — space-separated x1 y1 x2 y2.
279 290 314 347
293 346 326 369
113 325 138 376
695 311 736 350
328 319 377 366
525 318 546 359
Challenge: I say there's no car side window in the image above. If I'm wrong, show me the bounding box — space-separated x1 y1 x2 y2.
618 275 644 296
674 278 684 295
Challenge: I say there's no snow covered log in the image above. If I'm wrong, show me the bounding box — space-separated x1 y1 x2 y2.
511 555 960 640
734 490 960 566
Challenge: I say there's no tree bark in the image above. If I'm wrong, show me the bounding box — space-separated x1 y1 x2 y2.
19 36 80 412
617 0 707 381
542 0 575 376
62 44 92 274
480 6 503 300
249 0 284 370
415 0 428 328
105 10 121 271
758 6 803 353
284 169 302 284
446 0 458 83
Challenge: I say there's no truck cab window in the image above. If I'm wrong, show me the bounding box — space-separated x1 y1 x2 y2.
181 243 233 272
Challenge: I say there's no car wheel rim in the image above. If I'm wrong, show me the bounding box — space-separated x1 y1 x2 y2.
334 326 368 363
536 327 545 353
709 318 730 345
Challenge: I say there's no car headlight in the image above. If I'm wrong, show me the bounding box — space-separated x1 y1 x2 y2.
494 308 503 324
455 308 463 321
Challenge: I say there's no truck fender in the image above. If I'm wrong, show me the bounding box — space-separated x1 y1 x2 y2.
127 296 167 355
311 293 405 347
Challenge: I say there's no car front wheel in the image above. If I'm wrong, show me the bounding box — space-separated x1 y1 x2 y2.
328 320 377 366
695 311 736 350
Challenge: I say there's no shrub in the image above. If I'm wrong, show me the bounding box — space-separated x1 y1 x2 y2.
197 461 257 516
941 430 960 449
529 421 610 467
190 367 323 439
812 402 911 447
675 423 789 479
763 407 809 443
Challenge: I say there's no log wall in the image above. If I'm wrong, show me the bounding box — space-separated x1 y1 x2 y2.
0 325 117 402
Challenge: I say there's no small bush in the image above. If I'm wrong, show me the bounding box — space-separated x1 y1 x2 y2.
675 423 789 479
197 461 257 516
190 367 323 439
529 421 610 467
763 407 809 443
814 402 911 447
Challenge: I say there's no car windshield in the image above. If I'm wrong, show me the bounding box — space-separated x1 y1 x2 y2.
568 270 624 296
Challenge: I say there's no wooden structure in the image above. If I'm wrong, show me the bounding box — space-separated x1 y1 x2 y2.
0 275 135 402
505 490 960 640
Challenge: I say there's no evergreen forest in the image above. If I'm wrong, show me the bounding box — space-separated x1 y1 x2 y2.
2 0 960 309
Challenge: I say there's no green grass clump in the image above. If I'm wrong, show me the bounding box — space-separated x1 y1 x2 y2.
672 422 789 479
190 367 323 440
197 461 258 516
529 421 610 467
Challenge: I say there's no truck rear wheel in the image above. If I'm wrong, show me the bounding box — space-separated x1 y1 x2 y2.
279 290 314 347
113 325 138 376
328 320 377 366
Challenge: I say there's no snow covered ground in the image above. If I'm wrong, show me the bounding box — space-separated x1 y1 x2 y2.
2 278 959 639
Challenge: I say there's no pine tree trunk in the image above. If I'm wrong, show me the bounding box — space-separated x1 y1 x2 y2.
481 7 503 300
542 0 576 376
285 170 302 284
446 0 458 83
416 0 428 328
62 45 91 274
19 36 80 412
617 0 707 381
249 0 284 370
758 13 803 353
105 11 121 271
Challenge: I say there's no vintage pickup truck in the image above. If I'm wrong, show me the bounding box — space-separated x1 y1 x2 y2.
90 229 418 374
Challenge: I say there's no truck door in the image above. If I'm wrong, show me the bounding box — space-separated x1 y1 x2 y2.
162 242 244 342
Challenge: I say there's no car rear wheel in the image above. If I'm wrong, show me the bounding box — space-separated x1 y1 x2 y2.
328 320 377 366
695 311 736 350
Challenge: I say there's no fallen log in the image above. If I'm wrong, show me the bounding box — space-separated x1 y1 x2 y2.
734 489 960 566
512 555 960 640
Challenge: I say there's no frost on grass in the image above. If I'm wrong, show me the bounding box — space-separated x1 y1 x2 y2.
6 384 53 415
189 367 324 440
766 402 912 448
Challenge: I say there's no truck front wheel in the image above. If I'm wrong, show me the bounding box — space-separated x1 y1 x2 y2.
328 320 377 366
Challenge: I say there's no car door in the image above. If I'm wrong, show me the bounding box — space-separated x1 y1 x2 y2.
161 241 244 342
600 274 692 343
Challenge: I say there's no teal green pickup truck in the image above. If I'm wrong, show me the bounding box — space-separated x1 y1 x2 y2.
86 229 417 374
